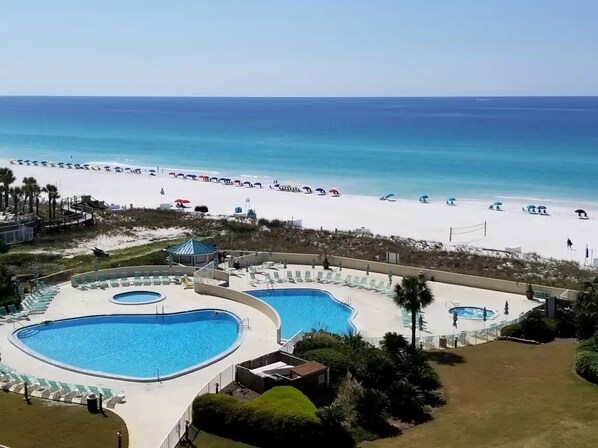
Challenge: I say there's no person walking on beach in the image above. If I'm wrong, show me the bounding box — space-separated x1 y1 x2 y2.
567 238 573 250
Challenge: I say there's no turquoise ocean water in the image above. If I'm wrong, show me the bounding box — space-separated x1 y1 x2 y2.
1 96 597 202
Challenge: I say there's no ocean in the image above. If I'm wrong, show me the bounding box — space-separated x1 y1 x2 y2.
1 96 597 202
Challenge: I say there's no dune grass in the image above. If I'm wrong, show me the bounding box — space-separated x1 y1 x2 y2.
363 341 598 448
0 392 128 448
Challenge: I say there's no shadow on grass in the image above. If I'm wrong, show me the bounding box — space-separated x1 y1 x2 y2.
425 351 466 366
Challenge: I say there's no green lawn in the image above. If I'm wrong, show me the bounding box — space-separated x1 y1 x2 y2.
194 431 255 447
0 392 128 448
364 341 598 448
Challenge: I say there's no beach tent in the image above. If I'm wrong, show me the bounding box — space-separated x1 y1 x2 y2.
526 204 536 212
315 188 326 195
419 195 429 203
243 181 253 187
254 182 262 188
302 186 312 193
446 197 456 205
166 239 218 267
329 188 340 197
168 172 176 176
537 205 547 214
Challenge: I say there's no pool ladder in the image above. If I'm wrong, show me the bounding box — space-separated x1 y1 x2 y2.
240 317 251 330
155 305 165 323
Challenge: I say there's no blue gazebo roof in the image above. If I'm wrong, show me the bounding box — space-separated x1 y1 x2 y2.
167 239 218 256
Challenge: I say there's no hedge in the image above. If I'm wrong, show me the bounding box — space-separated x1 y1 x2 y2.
575 350 598 384
302 348 354 381
193 387 354 448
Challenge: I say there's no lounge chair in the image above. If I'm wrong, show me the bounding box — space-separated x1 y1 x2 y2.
100 388 114 399
36 378 59 393
356 277 368 288
304 271 312 282
110 273 120 287
273 271 284 283
365 279 377 290
249 272 261 286
286 271 295 283
73 276 88 290
332 273 342 284
75 384 90 396
133 272 142 286
120 272 131 287
173 270 183 284
343 275 353 286
161 272 171 285
264 273 275 285
88 385 101 396
7 304 28 319
295 271 303 282
322 271 332 283
315 271 324 282
142 273 152 286
86 275 98 289
0 307 14 323
97 274 108 288
152 271 161 285
59 382 77 395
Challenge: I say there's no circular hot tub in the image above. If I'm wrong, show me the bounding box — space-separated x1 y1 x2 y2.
110 290 165 305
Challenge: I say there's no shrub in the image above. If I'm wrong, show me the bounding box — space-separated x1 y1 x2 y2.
294 331 342 356
354 388 390 430
333 374 364 425
193 387 353 448
386 380 428 423
302 348 353 381
579 338 598 353
355 349 398 390
0 240 8 254
501 323 523 338
380 332 409 355
521 310 556 342
575 350 598 384
555 300 576 338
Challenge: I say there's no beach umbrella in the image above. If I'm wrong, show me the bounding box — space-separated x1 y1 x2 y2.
243 181 253 186
66 162 72 166
17 159 23 163
537 205 546 210
24 160 30 164
149 169 156 173
315 188 326 195
254 182 262 188
83 163 89 167
210 176 219 182
385 193 395 199
526 204 536 211
32 160 38 165
174 199 190 203
493 201 503 206
176 173 184 177
453 311 458 328
446 197 456 204
575 209 587 217
41 161 47 164
329 188 340 196
197 205 208 213
186 174 197 179
504 301 509 317
483 307 488 322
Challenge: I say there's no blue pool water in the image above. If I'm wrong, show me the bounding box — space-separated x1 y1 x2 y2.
11 310 241 381
449 306 497 320
248 289 354 339
111 290 164 305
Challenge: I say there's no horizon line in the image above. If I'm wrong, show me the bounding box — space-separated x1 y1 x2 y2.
2 94 598 99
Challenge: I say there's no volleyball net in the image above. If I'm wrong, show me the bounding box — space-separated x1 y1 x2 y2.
449 221 487 242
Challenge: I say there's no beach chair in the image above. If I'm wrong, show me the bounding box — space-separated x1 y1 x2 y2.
249 272 261 286
286 271 296 283
295 271 303 282
143 273 151 286
75 384 90 397
315 271 324 282
88 386 101 396
365 278 377 290
7 304 28 319
357 277 369 288
152 271 161 285
323 271 332 283
59 382 77 395
110 273 120 288
47 380 63 394
0 307 14 323
173 270 183 284
423 336 434 349
273 271 284 283
133 272 142 286
86 275 98 289
264 273 275 285
19 375 40 392
161 272 171 285
332 273 342 284
100 388 114 399
120 272 131 287
97 274 108 289
343 275 353 286
36 378 59 393
73 276 88 290
304 271 312 282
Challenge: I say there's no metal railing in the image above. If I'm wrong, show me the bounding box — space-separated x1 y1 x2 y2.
157 364 236 448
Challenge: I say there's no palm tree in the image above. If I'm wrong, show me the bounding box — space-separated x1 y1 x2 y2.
22 176 40 214
42 184 59 218
0 168 16 211
8 186 23 213
393 274 434 347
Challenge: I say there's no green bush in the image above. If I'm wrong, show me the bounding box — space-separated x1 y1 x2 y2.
578 338 598 353
294 331 342 356
193 387 354 447
302 348 353 381
0 240 8 254
354 388 390 430
501 323 522 338
386 380 428 423
575 350 598 384
521 311 556 342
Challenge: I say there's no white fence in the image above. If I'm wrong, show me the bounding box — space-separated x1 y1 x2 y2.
280 330 305 353
194 261 215 284
157 364 236 448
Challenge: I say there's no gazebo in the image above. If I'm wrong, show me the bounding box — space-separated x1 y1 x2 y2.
166 239 218 267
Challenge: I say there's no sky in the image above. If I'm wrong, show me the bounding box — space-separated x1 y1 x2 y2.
1 0 598 96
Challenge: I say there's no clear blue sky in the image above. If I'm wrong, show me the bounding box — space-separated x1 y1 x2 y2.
2 0 597 96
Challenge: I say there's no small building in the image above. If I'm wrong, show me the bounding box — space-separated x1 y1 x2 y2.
166 239 218 267
236 351 329 396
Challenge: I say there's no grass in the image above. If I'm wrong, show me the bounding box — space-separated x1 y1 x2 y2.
244 385 318 420
193 431 255 447
363 341 598 448
0 392 128 448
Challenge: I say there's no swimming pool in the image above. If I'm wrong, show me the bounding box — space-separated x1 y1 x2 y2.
10 310 242 381
247 289 355 339
449 306 497 320
110 290 165 305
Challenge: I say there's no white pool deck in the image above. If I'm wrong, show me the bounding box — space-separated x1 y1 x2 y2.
0 265 538 448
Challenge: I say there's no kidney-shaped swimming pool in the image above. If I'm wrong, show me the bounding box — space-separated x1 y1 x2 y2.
10 310 242 382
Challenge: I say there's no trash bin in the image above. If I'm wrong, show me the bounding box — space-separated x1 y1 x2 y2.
233 261 240 270
439 336 447 349
86 393 98 413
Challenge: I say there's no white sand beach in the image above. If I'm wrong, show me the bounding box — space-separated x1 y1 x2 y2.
5 160 598 264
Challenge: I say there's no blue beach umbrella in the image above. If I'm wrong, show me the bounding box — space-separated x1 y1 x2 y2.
210 176 219 182
419 195 429 202
384 193 395 199
446 197 456 205
254 182 262 188
219 177 228 182
302 186 312 193
493 201 503 206
315 188 326 195
176 173 185 178
243 181 253 187
527 204 536 211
